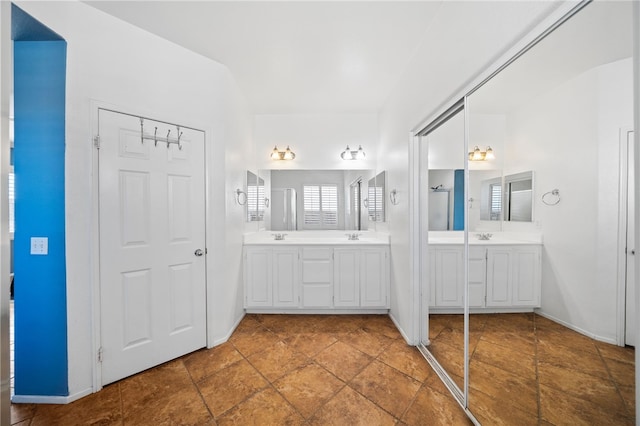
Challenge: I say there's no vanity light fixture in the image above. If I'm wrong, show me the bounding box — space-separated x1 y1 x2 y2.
270 145 295 160
341 145 366 160
468 146 495 161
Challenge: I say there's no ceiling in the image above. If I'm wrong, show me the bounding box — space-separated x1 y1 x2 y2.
86 1 444 114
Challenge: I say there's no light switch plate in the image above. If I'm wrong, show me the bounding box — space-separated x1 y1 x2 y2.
30 237 48 255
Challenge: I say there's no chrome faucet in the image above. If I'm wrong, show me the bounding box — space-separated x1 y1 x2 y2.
346 233 360 241
272 233 287 240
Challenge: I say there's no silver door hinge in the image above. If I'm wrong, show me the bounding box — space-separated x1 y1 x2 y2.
97 347 104 363
93 135 100 149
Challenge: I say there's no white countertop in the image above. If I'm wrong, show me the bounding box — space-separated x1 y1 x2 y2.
243 231 390 246
428 231 542 245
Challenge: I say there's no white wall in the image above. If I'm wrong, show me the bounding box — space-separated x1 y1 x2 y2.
1 2 13 422
378 1 565 342
254 114 378 171
504 58 633 342
15 1 253 400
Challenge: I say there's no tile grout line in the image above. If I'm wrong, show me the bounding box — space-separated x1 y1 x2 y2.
534 313 542 425
182 358 216 424
593 343 635 420
232 329 315 423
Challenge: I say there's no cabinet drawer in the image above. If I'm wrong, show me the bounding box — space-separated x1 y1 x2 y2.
302 260 332 283
302 247 332 260
469 247 486 259
302 284 333 308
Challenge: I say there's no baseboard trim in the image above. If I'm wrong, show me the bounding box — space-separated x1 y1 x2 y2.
12 387 92 405
210 312 245 348
389 312 415 345
245 309 389 315
535 310 618 346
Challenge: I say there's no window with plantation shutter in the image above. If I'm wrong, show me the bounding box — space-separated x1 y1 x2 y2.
303 184 338 229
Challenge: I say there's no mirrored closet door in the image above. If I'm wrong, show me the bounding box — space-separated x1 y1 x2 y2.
419 1 635 424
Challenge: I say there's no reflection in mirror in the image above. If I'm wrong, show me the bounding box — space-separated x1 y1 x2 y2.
367 176 376 221
504 171 533 222
479 176 502 221
365 171 386 223
374 171 386 222
264 169 374 230
423 106 466 394
246 170 265 222
349 178 364 230
466 2 634 424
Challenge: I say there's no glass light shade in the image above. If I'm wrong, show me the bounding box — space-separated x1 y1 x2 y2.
283 146 295 160
484 146 495 160
270 146 280 160
472 146 483 161
340 145 351 160
355 145 366 160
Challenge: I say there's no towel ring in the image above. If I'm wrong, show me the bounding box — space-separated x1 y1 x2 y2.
389 189 399 206
542 189 560 206
235 189 247 205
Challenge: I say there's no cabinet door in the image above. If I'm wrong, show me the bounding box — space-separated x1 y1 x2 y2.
273 248 299 307
433 247 464 307
486 248 512 307
511 246 541 307
334 249 360 307
360 248 388 308
245 248 272 307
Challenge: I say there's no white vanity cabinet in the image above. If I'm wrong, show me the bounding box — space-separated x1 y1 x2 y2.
334 248 389 308
486 246 541 307
244 247 299 308
273 248 300 307
244 243 390 312
430 246 464 307
301 247 333 308
429 243 541 311
359 248 389 307
510 246 541 306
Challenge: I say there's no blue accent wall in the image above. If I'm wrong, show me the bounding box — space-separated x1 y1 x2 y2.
453 169 464 230
14 41 68 396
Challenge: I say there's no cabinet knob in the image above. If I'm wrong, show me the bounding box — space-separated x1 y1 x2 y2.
194 249 204 257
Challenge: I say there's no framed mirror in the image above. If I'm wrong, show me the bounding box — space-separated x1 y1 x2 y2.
374 171 386 222
262 169 375 230
504 171 533 222
246 170 265 222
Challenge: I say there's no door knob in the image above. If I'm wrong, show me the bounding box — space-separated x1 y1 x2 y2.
194 249 204 257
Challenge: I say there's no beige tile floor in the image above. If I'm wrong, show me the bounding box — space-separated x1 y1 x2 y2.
10 314 471 425
429 313 636 425
10 313 636 425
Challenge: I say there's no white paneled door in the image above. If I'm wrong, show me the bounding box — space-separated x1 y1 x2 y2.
98 109 206 385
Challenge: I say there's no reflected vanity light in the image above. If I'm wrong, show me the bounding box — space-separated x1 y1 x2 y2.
341 145 366 160
468 146 495 161
270 145 295 160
